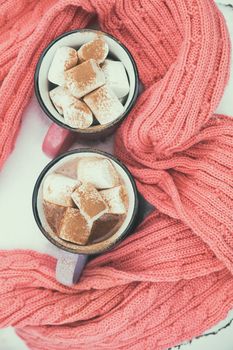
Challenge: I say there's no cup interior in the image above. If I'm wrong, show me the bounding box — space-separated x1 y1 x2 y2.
35 29 138 132
33 149 138 254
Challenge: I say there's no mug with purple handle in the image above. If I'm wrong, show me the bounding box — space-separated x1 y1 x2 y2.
32 149 139 285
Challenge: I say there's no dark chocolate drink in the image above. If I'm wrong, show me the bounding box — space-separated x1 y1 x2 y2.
43 155 128 246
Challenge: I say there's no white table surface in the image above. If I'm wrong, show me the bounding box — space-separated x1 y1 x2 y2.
0 1 233 349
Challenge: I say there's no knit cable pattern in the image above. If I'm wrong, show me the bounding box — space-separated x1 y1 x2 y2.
1 0 233 349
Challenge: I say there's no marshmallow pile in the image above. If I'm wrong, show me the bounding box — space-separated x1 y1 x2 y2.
43 156 128 245
48 36 130 129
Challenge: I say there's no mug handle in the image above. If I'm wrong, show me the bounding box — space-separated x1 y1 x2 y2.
43 124 86 285
56 250 88 286
42 123 76 158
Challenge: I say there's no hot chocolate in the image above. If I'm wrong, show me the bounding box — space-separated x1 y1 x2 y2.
47 35 130 130
42 155 129 246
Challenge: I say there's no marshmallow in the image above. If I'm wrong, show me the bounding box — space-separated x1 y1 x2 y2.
102 60 130 98
43 173 78 207
100 186 127 214
49 86 77 114
48 47 78 86
59 207 91 245
49 86 93 129
78 37 109 64
55 159 78 179
90 213 123 242
84 85 124 125
71 182 108 222
43 200 66 234
65 59 105 98
63 101 93 129
77 157 120 189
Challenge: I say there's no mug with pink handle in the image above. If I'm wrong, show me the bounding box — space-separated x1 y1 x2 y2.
34 28 139 158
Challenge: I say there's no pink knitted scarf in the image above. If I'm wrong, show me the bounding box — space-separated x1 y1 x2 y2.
1 0 233 349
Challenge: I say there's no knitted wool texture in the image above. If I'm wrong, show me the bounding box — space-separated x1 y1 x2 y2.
1 0 233 349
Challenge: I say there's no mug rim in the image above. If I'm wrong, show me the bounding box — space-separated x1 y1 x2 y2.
32 148 139 255
34 28 139 134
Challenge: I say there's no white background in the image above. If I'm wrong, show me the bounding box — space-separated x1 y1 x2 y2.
0 1 233 349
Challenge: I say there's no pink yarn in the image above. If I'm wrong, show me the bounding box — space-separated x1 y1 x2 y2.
1 0 233 349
